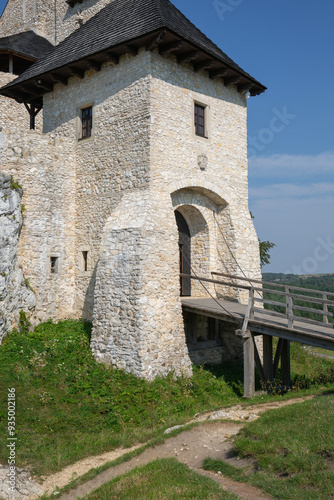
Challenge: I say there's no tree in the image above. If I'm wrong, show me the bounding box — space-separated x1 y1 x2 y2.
250 212 276 267
259 240 276 267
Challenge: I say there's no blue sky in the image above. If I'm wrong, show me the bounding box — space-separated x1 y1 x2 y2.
1 0 333 274
173 0 334 275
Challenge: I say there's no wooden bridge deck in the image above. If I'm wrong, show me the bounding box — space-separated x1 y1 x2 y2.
182 297 334 351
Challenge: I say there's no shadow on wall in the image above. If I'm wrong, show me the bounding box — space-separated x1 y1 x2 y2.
81 263 97 322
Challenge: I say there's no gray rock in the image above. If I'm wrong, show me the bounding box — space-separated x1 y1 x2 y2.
0 172 35 342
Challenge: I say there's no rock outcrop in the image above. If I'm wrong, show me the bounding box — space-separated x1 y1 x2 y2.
0 172 35 341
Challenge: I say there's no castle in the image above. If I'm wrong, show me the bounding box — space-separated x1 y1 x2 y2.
0 0 265 379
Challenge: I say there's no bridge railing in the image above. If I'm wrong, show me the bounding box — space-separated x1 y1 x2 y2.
181 272 334 333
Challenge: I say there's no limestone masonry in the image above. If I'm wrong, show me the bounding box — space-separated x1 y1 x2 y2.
0 0 265 378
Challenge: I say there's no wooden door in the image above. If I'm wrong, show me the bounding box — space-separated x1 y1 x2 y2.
175 211 191 296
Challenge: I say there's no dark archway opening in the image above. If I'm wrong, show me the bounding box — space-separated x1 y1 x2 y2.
175 210 191 296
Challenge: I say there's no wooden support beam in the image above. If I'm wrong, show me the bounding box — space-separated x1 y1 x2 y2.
210 67 229 79
194 58 212 71
263 335 273 382
123 44 138 56
194 60 215 72
281 340 291 387
49 73 68 86
177 50 200 63
224 75 242 86
35 79 54 91
68 66 85 78
9 53 13 74
323 294 329 324
253 337 266 382
159 40 183 55
243 330 255 398
24 102 42 130
147 30 166 51
238 83 253 93
273 338 284 379
105 52 119 65
87 59 102 72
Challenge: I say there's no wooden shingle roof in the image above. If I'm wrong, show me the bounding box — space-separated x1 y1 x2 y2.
0 30 53 61
0 0 266 104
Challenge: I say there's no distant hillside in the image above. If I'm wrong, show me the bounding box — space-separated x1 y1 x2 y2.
262 273 334 324
262 273 334 293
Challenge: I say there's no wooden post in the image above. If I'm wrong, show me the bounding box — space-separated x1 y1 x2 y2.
281 340 291 387
323 294 328 324
249 288 254 320
287 295 293 329
263 335 273 382
243 330 255 398
273 338 284 379
9 54 14 74
30 105 36 130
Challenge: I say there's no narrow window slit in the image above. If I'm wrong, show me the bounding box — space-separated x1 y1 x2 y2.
50 257 58 274
82 251 88 272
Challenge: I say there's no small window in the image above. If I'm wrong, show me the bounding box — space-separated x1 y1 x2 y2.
81 106 92 140
82 251 88 272
194 103 206 137
50 257 58 274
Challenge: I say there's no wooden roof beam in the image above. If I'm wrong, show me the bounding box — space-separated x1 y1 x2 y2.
104 51 119 65
194 59 215 72
210 67 229 79
224 75 242 86
35 79 54 91
68 66 85 78
123 44 138 56
86 59 102 72
159 40 183 55
238 83 254 93
49 73 68 86
177 50 200 63
147 30 166 51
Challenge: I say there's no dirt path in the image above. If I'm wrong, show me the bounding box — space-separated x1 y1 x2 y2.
59 421 270 500
54 396 315 500
1 395 316 500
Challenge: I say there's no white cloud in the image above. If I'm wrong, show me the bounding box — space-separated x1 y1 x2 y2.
249 151 334 178
250 182 334 199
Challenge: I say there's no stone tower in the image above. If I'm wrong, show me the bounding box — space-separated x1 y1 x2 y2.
0 0 265 379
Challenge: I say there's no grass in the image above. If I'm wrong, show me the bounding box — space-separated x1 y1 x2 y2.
82 458 237 499
203 395 334 499
0 319 333 477
0 320 245 476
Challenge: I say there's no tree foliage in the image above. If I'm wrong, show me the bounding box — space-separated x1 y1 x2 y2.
259 240 276 267
250 212 276 267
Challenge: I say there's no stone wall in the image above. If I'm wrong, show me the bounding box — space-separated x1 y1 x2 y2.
0 172 35 340
0 0 113 44
0 128 76 324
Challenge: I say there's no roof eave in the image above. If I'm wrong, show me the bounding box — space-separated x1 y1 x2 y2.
0 28 266 105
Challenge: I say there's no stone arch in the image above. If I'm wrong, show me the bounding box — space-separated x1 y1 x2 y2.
168 179 230 208
174 204 210 297
171 186 239 300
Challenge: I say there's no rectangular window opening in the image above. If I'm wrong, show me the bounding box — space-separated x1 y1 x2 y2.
194 103 206 137
81 106 92 140
50 257 58 274
82 251 88 272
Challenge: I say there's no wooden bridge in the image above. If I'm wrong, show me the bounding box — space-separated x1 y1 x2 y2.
181 272 334 397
